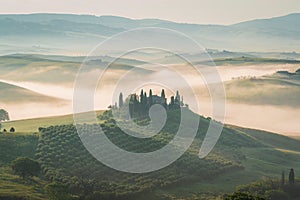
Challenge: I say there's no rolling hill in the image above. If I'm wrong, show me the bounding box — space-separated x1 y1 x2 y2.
0 13 300 54
0 54 150 85
224 69 300 107
1 109 300 199
0 81 65 103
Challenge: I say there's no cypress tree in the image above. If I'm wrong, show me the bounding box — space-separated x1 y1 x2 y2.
119 92 123 108
138 90 143 116
134 94 138 107
161 89 165 99
129 95 134 118
174 91 180 109
140 89 144 104
289 168 295 185
149 89 153 106
175 90 180 102
143 92 148 116
169 96 175 109
161 89 167 107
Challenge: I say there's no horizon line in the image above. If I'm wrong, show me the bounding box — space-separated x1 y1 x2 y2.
0 12 299 26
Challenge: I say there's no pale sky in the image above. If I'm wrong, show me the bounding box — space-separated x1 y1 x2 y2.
0 0 300 25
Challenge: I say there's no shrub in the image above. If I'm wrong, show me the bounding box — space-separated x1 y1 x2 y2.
11 157 41 179
45 182 72 200
224 192 265 200
264 190 289 200
10 127 15 133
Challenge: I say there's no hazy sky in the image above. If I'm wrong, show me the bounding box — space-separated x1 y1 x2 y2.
1 0 300 24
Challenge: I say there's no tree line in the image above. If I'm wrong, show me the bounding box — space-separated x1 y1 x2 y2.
116 89 185 118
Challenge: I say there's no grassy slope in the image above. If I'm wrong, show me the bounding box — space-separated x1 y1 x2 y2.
140 116 300 198
157 126 300 199
0 55 80 84
1 111 300 199
34 110 246 199
0 81 65 103
0 54 150 85
2 111 104 133
0 166 47 200
209 57 300 66
225 74 300 107
0 133 47 199
291 136 300 141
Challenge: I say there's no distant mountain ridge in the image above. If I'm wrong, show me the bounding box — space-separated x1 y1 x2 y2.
0 13 299 53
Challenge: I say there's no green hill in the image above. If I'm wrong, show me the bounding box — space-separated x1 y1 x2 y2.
0 133 47 200
1 111 104 133
1 110 300 199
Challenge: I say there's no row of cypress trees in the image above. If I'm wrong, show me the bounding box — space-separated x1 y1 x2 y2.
118 89 183 118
